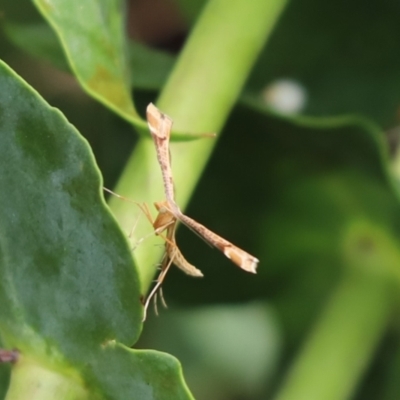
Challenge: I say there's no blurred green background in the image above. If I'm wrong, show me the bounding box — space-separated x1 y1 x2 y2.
2 0 400 399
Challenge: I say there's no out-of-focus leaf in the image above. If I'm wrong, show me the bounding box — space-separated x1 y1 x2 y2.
246 0 400 126
10 1 400 133
174 0 207 24
5 15 202 141
3 22 176 91
32 0 139 123
0 60 193 399
139 303 281 400
3 22 70 72
128 41 175 90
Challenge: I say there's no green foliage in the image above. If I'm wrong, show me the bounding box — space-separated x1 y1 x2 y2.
1 0 400 399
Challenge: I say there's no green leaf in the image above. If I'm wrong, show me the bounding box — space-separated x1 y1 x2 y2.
0 60 193 399
32 0 139 124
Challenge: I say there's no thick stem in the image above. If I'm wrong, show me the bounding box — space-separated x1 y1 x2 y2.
109 0 288 291
273 222 398 400
273 272 392 400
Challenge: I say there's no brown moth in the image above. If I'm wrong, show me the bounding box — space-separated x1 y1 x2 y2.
146 103 259 279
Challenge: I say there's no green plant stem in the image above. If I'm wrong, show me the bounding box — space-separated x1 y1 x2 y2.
6 357 89 400
109 0 288 291
273 271 393 400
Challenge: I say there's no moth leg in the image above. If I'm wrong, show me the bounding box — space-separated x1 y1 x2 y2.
142 254 174 321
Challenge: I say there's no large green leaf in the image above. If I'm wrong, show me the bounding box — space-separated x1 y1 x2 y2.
0 60 193 399
0 60 141 354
